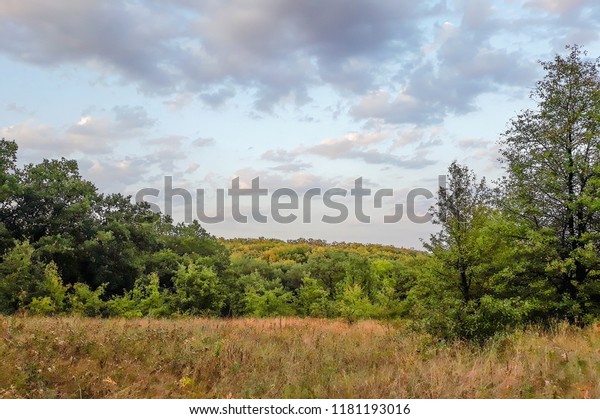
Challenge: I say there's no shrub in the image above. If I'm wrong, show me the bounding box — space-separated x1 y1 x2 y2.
336 283 377 323
27 262 69 315
173 262 224 315
68 283 106 317
0 241 44 313
296 277 331 317
245 282 295 317
27 297 57 316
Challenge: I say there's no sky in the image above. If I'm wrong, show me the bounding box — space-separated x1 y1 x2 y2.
1 0 599 248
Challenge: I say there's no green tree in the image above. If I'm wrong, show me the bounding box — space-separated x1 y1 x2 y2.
8 158 99 243
5 157 102 288
408 162 536 340
401 256 464 340
0 139 18 256
82 194 163 294
0 223 13 260
500 45 600 319
0 241 44 313
219 270 263 317
0 138 18 209
426 161 490 303
162 220 230 275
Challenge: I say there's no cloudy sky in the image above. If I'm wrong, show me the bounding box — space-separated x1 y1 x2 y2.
1 0 599 248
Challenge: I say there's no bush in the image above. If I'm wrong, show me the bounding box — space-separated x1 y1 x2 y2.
106 273 171 318
27 262 69 315
245 282 295 317
0 241 45 313
68 283 106 317
28 297 58 316
404 276 527 342
336 283 377 323
173 262 224 315
458 297 525 343
296 277 331 317
106 292 143 318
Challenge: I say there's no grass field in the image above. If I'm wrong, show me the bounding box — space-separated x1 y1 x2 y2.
0 316 599 398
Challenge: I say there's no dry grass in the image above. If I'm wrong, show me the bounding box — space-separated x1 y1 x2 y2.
0 316 599 398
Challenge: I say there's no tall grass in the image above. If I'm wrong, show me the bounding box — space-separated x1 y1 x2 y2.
0 317 598 398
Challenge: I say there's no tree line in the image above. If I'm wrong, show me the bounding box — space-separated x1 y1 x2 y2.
0 45 598 341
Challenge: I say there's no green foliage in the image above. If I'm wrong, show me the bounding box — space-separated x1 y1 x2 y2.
296 277 331 317
106 293 142 318
2 58 600 348
426 161 491 303
0 241 44 313
9 158 98 243
68 283 106 317
0 223 13 258
27 262 69 315
500 45 600 316
218 271 260 317
403 277 527 343
173 263 224 315
106 273 171 318
0 139 19 220
305 249 349 299
142 248 182 288
137 273 171 317
401 256 463 340
336 283 378 323
26 297 57 316
244 280 295 317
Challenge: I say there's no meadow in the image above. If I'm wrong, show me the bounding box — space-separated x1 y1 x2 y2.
0 316 598 399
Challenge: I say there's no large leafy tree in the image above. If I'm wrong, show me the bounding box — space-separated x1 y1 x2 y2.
500 45 600 316
10 158 102 285
8 158 99 243
82 194 163 293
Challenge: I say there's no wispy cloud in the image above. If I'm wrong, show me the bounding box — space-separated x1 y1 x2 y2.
260 130 436 170
2 106 155 156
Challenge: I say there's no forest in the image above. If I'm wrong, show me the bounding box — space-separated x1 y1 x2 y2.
0 46 599 343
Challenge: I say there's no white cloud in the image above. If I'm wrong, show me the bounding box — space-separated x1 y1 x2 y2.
3 106 157 159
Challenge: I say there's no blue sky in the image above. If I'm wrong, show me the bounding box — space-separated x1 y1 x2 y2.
1 0 599 248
